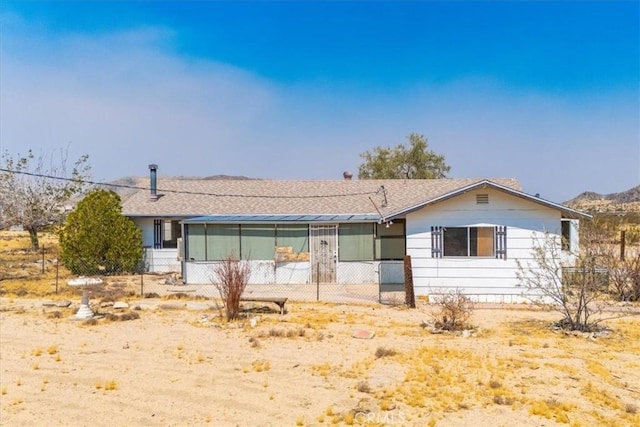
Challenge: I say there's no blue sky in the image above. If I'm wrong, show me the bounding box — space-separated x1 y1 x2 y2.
1 1 638 203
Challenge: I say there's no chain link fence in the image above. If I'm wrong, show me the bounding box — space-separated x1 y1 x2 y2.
0 242 408 305
181 258 406 304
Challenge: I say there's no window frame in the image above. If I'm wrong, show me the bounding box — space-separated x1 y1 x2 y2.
374 220 406 261
432 225 507 259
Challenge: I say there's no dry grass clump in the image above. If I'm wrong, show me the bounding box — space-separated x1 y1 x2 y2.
374 346 397 359
163 292 191 300
249 359 271 372
356 380 371 393
95 380 118 391
488 379 502 389
492 395 515 405
311 362 333 377
529 398 575 423
257 327 307 340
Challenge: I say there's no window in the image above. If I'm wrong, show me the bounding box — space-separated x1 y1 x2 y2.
153 219 182 249
375 221 405 260
207 224 240 260
163 220 182 248
561 220 571 251
432 226 507 259
339 223 374 261
186 224 206 261
276 225 309 253
241 225 276 260
185 224 309 261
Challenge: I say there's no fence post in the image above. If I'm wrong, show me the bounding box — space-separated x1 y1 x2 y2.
404 255 416 308
41 245 45 274
140 273 144 297
316 262 320 301
620 230 626 261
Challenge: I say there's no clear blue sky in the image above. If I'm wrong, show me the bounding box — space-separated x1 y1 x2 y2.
1 1 638 203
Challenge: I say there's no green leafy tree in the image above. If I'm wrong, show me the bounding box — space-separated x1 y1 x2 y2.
358 133 450 179
0 149 91 250
59 189 143 275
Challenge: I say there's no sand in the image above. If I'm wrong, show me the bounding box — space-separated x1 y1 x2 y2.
1 298 639 426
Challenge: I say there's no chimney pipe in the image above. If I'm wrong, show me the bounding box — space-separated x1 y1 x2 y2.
343 171 353 181
149 164 158 201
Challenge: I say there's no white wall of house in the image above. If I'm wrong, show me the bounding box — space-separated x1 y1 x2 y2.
184 259 403 286
405 188 565 303
133 218 182 273
132 218 155 248
142 248 180 273
186 260 311 285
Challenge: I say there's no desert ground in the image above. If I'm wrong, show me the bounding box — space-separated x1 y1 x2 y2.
1 296 639 427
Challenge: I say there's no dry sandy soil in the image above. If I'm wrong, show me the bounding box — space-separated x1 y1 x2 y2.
1 298 639 427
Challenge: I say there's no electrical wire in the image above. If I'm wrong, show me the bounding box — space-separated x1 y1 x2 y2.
0 168 379 200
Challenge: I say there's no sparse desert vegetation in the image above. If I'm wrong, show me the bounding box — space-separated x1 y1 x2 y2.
1 295 639 426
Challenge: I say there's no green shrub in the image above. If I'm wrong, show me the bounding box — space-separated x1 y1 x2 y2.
59 189 142 275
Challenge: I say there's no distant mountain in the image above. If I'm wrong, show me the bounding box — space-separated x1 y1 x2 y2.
566 185 640 205
565 185 640 213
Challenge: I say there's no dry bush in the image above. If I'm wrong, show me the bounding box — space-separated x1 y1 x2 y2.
268 328 285 337
430 288 474 331
46 310 62 319
209 256 251 321
608 254 640 301
374 346 397 359
356 380 371 393
517 230 608 332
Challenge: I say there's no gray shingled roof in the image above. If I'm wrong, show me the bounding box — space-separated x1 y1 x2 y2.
120 177 522 218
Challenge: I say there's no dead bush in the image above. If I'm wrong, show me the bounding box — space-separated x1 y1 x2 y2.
430 288 474 331
209 256 251 321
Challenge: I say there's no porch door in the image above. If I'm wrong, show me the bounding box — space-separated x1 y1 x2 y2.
310 225 337 283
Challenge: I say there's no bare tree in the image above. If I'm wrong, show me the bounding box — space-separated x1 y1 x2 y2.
209 256 251 321
0 148 91 250
516 229 609 331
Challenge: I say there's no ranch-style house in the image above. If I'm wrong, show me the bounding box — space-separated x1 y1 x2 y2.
120 165 590 303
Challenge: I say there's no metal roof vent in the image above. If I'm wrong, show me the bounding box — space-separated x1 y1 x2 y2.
476 193 489 204
149 164 159 202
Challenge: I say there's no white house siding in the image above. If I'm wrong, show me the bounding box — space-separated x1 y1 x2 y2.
142 248 180 273
186 260 311 285
405 188 563 303
132 218 155 248
134 218 181 273
275 262 311 284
